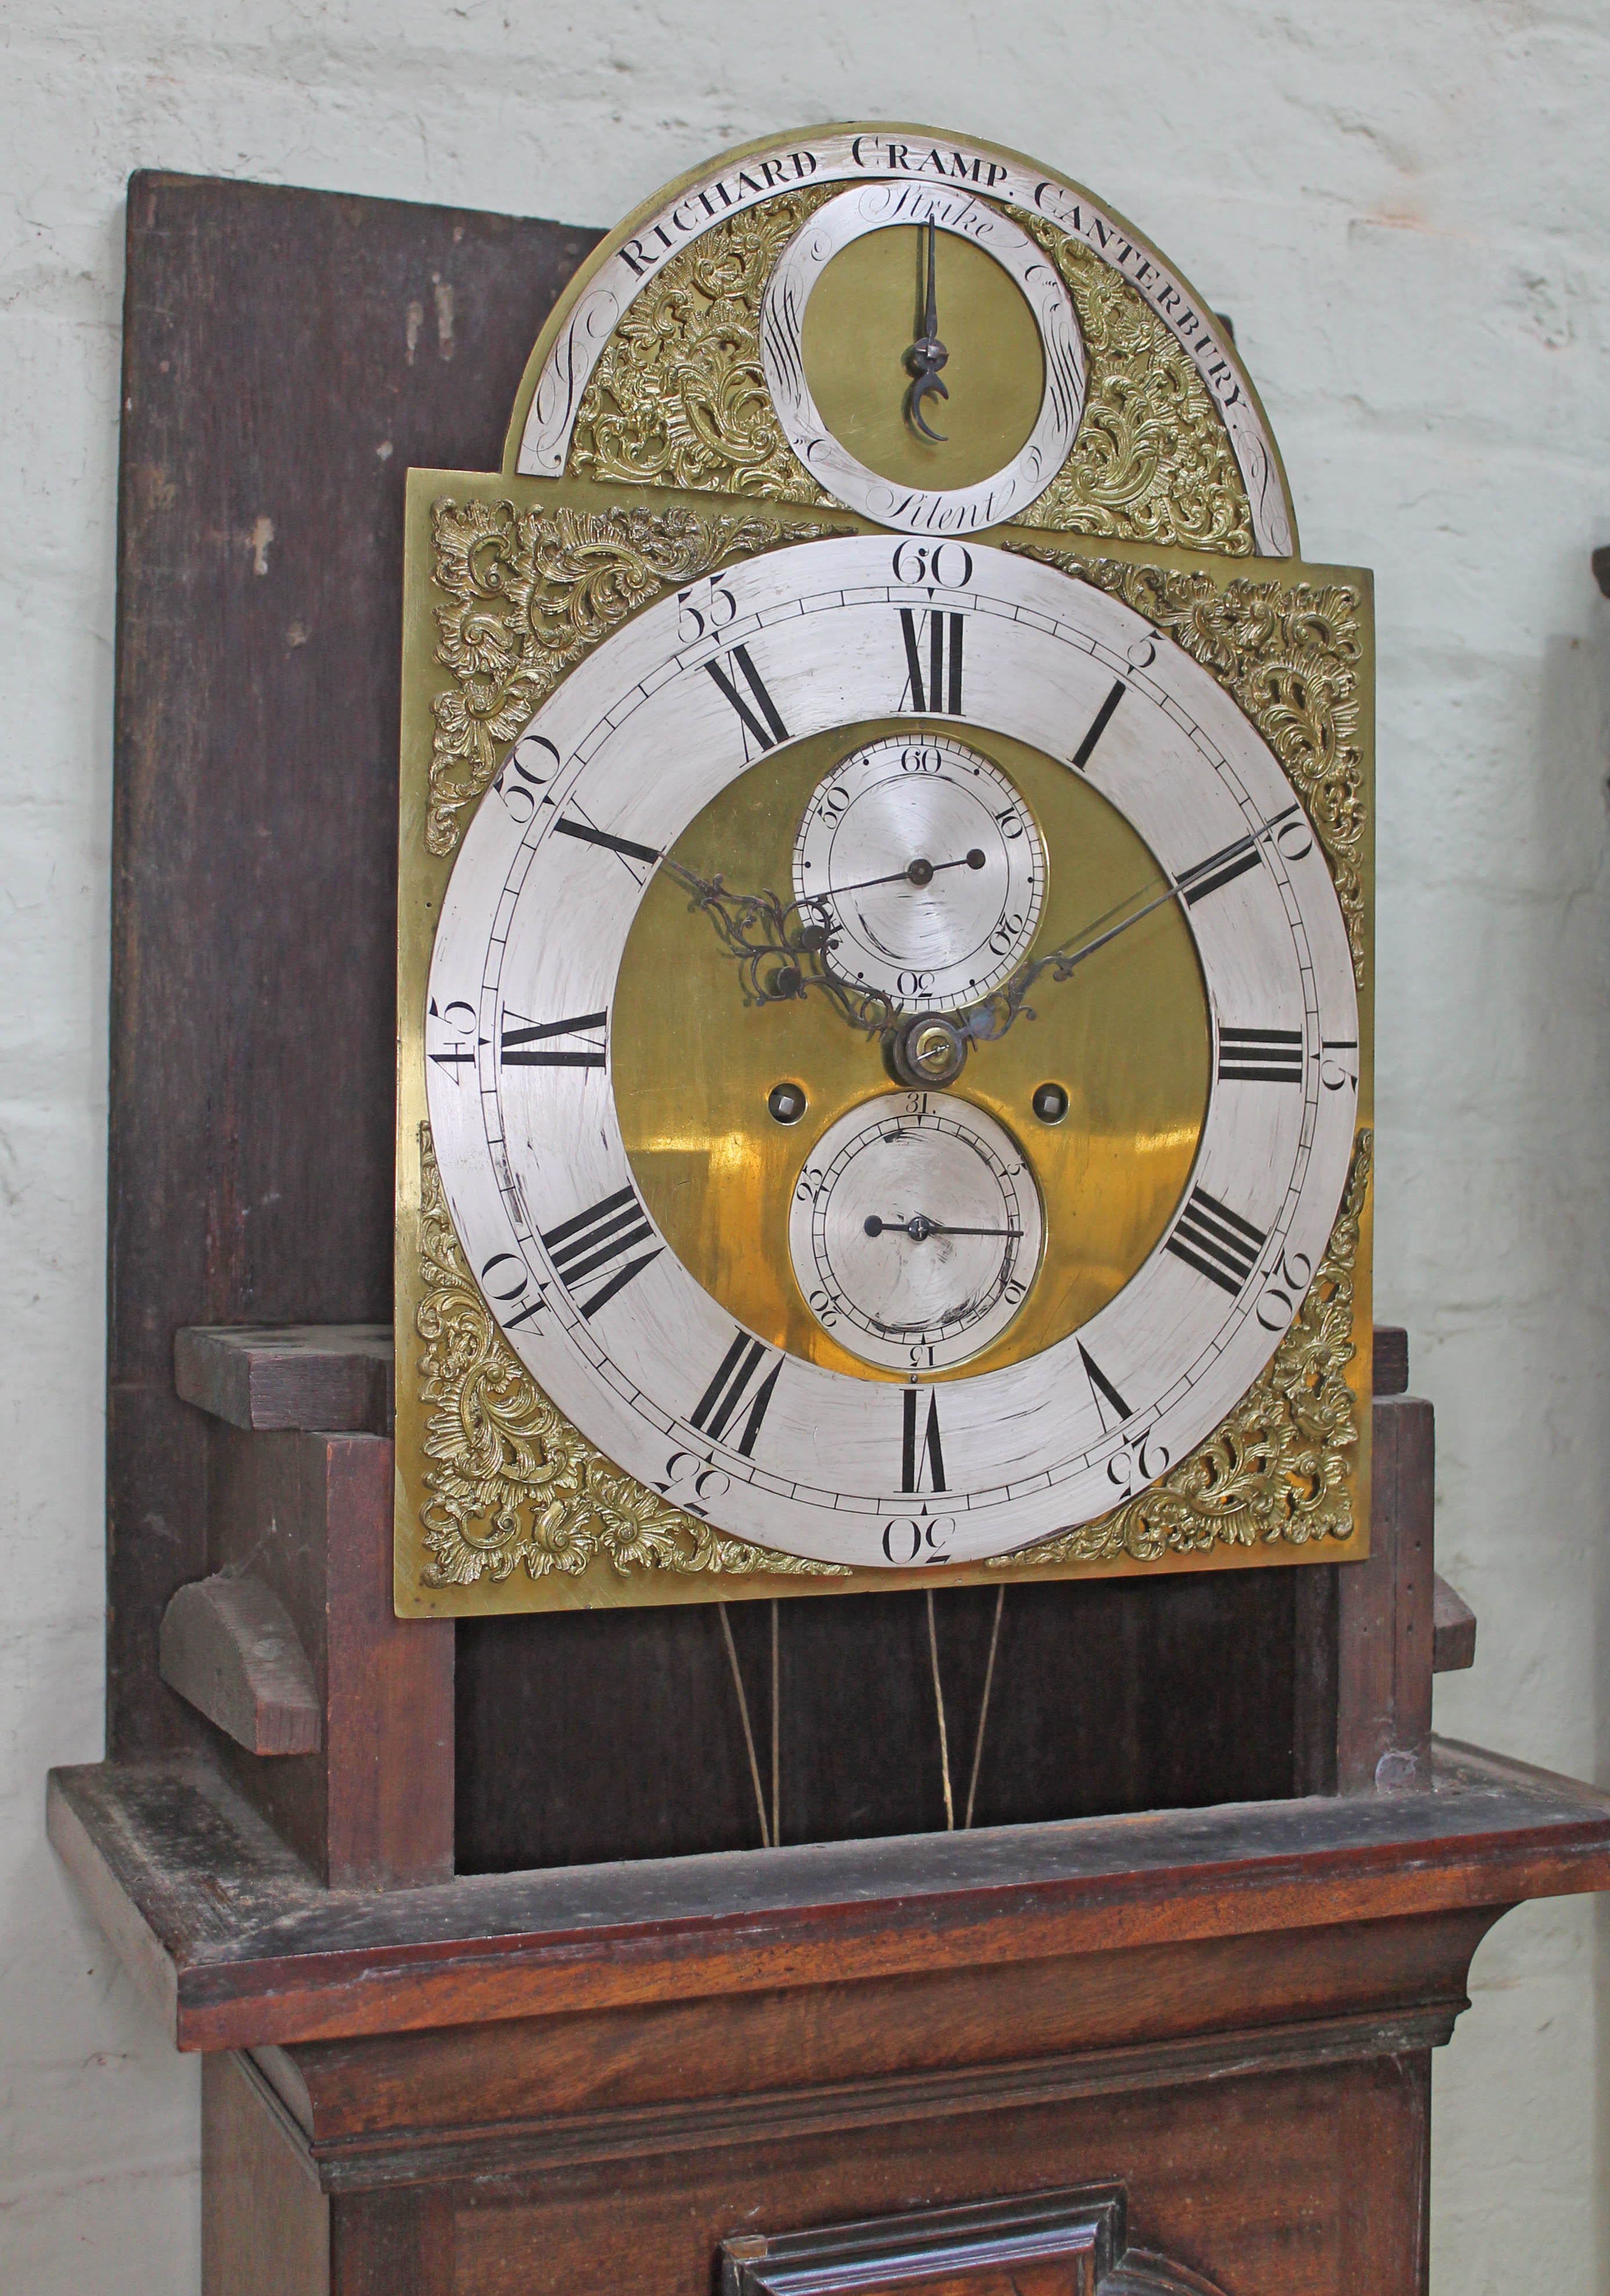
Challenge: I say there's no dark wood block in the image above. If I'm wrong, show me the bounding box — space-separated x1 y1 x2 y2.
1432 1574 1477 1674
1373 1325 1409 1396
207 1426 453 1886
160 1574 322 1755
110 176 600 1755
177 1326 393 1434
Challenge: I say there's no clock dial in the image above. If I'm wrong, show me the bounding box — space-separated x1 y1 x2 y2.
425 535 1359 1569
788 1093 1042 1371
800 222 1044 488
761 183 1085 532
791 735 1046 1011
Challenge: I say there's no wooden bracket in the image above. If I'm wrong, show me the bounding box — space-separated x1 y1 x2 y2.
159 1574 320 1755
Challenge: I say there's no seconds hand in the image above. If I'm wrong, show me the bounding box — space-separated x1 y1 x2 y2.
819 849 987 901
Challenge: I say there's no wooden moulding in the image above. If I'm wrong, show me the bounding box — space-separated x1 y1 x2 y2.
718 2186 1214 2296
43 1735 1610 2057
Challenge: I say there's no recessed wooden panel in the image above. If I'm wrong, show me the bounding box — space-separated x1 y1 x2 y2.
109 174 600 1753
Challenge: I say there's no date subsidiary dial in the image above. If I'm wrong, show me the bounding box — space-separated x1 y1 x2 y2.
792 736 1044 1010
790 1093 1043 1371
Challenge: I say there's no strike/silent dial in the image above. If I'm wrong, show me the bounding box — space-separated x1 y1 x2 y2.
789 1093 1043 1371
791 736 1045 1012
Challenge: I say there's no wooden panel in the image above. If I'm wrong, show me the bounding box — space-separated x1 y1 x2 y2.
440 2057 1429 2296
203 2052 329 2296
456 1569 1299 1870
109 175 600 1755
43 1738 1610 2052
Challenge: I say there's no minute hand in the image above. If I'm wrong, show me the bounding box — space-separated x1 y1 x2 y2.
968 803 1305 1044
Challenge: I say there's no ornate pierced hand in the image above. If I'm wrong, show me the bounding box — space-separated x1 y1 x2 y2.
661 859 894 1039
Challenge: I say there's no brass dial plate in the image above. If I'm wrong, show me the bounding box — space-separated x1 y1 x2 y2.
612 718 1210 1383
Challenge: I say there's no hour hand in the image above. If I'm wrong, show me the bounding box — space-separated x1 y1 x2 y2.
664 860 894 1041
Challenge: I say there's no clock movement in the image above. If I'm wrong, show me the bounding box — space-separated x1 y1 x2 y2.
393 122 1374 1615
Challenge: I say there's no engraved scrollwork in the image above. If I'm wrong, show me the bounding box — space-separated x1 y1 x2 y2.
1011 549 1368 985
427 499 851 856
569 187 840 502
414 1126 848 1589
1012 222 1253 552
992 1128 1372 1571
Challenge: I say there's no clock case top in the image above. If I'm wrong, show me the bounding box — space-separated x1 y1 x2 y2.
393 131 1374 1622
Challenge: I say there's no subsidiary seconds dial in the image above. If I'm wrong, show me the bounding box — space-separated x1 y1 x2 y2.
792 735 1044 1010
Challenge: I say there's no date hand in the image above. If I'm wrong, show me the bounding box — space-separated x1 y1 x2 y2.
906 218 949 442
863 1215 1022 1242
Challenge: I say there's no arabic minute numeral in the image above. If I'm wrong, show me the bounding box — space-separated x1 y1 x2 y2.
676 573 737 643
478 1250 545 1333
891 540 974 588
881 1514 955 1564
690 1330 783 1458
427 995 481 1084
901 1388 946 1494
1320 1038 1360 1092
1257 1246 1316 1334
899 607 964 715
705 643 789 754
500 1010 607 1069
1105 1427 1171 1492
1165 1186 1267 1295
1218 1026 1303 1084
491 733 559 823
540 1184 662 1319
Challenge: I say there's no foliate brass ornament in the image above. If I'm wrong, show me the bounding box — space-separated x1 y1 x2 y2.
426 496 851 856
568 188 839 504
1014 548 1368 984
992 1128 1372 1571
415 1125 848 1588
559 192 1254 556
1013 222 1253 553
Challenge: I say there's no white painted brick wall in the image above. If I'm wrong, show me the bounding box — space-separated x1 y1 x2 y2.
2 5 1606 2288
